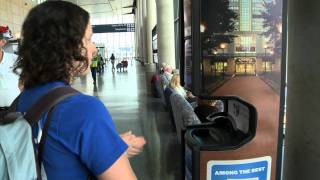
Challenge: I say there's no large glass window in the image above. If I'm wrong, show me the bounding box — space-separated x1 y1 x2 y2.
91 15 135 60
235 58 256 74
240 0 252 31
252 18 264 31
262 61 273 72
235 36 256 52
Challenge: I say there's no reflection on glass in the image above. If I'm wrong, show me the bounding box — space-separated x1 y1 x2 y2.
184 39 192 88
200 0 283 178
184 0 192 89
201 0 283 94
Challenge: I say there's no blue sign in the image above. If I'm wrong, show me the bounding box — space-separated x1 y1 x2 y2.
207 156 271 180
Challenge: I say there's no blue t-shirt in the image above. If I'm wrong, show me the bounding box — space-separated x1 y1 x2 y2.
17 81 128 179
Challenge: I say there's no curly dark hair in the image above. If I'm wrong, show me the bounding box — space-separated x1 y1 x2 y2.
14 1 90 88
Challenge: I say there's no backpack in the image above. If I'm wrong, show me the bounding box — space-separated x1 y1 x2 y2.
0 86 79 180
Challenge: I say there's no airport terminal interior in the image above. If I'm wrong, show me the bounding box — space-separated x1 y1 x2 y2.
1 0 320 179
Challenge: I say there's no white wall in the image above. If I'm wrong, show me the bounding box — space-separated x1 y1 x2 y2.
0 0 36 38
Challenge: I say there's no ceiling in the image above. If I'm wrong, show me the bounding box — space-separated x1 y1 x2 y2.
65 0 135 19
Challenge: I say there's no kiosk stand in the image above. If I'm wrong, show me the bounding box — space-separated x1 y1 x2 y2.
184 96 273 180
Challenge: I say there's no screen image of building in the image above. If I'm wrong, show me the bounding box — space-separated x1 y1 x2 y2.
202 0 282 93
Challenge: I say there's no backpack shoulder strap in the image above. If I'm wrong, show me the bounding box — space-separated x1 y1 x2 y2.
24 86 79 125
23 86 79 180
7 95 20 112
0 95 21 123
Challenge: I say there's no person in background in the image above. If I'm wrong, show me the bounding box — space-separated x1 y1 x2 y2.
90 51 98 84
170 74 196 102
160 62 166 74
110 53 115 71
0 26 20 111
163 65 173 82
14 1 144 179
98 53 104 73
194 99 222 123
160 65 173 89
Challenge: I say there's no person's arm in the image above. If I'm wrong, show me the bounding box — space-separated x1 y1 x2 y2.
97 154 137 180
76 97 137 179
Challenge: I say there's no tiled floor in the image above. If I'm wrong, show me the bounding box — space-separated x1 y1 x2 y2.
72 61 181 180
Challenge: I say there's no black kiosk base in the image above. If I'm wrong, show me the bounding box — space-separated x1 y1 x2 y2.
184 96 272 180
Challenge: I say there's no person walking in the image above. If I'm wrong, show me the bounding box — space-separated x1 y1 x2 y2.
110 53 115 71
91 52 98 84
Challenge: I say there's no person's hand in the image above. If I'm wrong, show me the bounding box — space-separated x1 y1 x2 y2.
120 131 146 158
186 91 195 98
